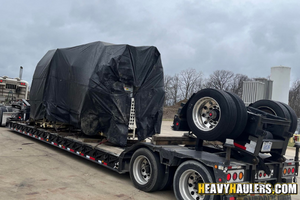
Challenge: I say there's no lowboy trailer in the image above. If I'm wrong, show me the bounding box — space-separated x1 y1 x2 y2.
5 88 300 200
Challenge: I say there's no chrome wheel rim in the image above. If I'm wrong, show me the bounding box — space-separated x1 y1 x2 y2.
179 169 205 200
132 155 152 185
192 97 221 131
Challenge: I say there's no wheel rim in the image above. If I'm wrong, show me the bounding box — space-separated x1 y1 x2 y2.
132 155 152 185
179 169 205 200
192 97 221 131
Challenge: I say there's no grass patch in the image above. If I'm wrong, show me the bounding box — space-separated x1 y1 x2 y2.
288 141 295 147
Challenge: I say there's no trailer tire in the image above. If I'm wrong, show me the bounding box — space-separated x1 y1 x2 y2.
173 160 217 200
277 102 298 133
159 166 175 191
129 148 164 192
186 88 237 140
250 100 291 135
251 100 289 117
225 92 248 139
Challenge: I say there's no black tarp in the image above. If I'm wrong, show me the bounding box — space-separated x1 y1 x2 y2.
30 41 165 146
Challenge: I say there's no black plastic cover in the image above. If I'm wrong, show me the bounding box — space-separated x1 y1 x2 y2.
30 41 165 146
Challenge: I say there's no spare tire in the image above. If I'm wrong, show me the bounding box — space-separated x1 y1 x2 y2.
277 102 298 133
250 100 289 118
226 92 248 139
186 88 237 141
250 100 291 135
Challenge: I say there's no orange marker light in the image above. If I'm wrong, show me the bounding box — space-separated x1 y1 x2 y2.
283 168 287 175
239 172 243 179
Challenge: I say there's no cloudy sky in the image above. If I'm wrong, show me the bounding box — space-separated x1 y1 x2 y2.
0 0 299 85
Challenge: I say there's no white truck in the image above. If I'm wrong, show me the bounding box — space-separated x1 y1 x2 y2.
0 66 29 126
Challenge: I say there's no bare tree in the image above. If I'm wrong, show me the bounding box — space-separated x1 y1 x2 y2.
164 75 173 106
289 79 300 117
192 75 205 94
164 68 250 107
204 70 234 91
170 74 180 105
179 68 203 100
230 74 251 97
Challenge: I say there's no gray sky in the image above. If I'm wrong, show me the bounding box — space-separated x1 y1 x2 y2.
0 0 299 85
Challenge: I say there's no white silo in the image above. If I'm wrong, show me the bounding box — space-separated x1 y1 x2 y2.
270 66 291 104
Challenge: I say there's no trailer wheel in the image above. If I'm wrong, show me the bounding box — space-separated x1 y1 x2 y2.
250 100 291 135
186 88 237 140
277 102 298 133
251 100 289 117
173 160 216 200
159 166 175 191
129 148 164 192
225 92 248 139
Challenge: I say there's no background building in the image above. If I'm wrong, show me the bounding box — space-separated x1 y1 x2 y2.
242 66 290 106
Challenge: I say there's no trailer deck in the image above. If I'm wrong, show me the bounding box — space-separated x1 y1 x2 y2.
7 121 248 173
0 126 175 200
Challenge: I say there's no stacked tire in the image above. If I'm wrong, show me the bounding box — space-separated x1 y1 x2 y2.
186 88 248 141
185 88 297 141
250 100 297 135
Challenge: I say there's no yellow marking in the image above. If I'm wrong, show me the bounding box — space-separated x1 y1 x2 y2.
198 183 205 194
229 183 236 194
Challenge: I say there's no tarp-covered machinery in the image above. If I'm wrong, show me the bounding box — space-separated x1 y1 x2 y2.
29 41 165 146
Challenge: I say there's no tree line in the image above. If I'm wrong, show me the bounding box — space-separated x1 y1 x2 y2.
164 68 300 118
164 69 250 106
289 80 300 117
